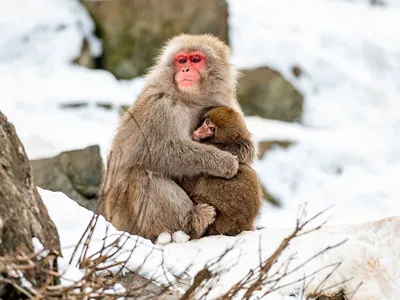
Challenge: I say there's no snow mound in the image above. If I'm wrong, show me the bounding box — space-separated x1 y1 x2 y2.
40 188 400 299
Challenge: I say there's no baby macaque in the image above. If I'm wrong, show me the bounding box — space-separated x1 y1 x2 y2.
185 106 263 236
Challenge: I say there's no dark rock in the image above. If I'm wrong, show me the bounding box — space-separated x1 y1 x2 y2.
291 65 303 78
258 140 295 159
119 104 129 116
30 145 104 212
257 140 295 207
238 67 304 122
82 0 229 79
0 111 61 293
95 102 113 110
369 0 386 6
261 184 281 207
59 102 89 109
73 38 96 69
315 291 345 300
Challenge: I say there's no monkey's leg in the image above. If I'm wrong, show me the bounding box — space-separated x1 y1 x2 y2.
106 168 215 241
205 223 220 236
139 176 197 240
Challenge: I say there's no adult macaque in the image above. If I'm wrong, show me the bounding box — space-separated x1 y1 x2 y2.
97 34 256 243
183 106 262 236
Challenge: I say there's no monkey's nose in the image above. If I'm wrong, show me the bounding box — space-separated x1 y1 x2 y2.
182 68 189 72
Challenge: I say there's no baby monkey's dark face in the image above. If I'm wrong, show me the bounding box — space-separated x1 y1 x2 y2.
192 117 216 141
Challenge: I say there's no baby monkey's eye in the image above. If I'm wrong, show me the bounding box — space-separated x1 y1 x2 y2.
205 119 210 125
210 127 215 133
179 58 187 64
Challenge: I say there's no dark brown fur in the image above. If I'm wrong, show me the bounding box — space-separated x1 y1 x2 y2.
182 106 262 236
96 34 255 242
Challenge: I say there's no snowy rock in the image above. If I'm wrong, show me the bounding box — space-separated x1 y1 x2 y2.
258 140 295 160
30 145 104 212
82 0 229 79
238 67 304 122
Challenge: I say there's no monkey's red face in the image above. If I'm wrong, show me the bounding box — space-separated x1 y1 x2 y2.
174 52 206 91
192 118 215 141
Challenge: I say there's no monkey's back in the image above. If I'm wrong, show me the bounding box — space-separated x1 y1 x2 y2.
191 163 262 236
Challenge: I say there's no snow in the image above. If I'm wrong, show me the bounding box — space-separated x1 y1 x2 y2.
1 0 400 298
228 0 400 227
40 188 400 299
32 237 44 253
38 188 175 284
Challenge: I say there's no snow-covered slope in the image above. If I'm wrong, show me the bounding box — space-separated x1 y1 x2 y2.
40 188 400 299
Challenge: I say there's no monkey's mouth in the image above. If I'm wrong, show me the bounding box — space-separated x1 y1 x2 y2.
179 79 196 87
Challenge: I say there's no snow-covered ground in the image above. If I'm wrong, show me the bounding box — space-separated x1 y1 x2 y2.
40 188 400 299
1 0 400 298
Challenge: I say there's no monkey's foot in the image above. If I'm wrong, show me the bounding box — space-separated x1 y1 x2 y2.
190 203 216 239
156 232 172 245
196 203 216 225
172 231 190 243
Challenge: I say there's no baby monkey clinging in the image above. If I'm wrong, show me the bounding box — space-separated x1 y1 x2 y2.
188 106 263 236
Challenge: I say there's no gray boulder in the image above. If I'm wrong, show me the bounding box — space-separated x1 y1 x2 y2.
238 67 304 122
81 0 229 79
30 145 104 211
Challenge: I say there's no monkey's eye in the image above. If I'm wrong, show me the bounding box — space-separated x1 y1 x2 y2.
205 119 210 125
192 56 201 63
178 58 187 64
210 127 215 133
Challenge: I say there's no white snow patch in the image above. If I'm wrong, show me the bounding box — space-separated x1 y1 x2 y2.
32 237 44 253
32 237 49 259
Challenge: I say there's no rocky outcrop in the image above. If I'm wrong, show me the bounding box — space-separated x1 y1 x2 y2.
30 145 104 212
257 140 295 207
238 67 304 122
258 140 295 159
0 111 60 295
82 0 229 79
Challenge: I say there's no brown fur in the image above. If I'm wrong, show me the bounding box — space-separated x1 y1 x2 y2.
183 106 262 236
96 34 255 242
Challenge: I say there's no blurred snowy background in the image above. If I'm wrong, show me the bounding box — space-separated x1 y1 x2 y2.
1 0 399 226
1 0 400 298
